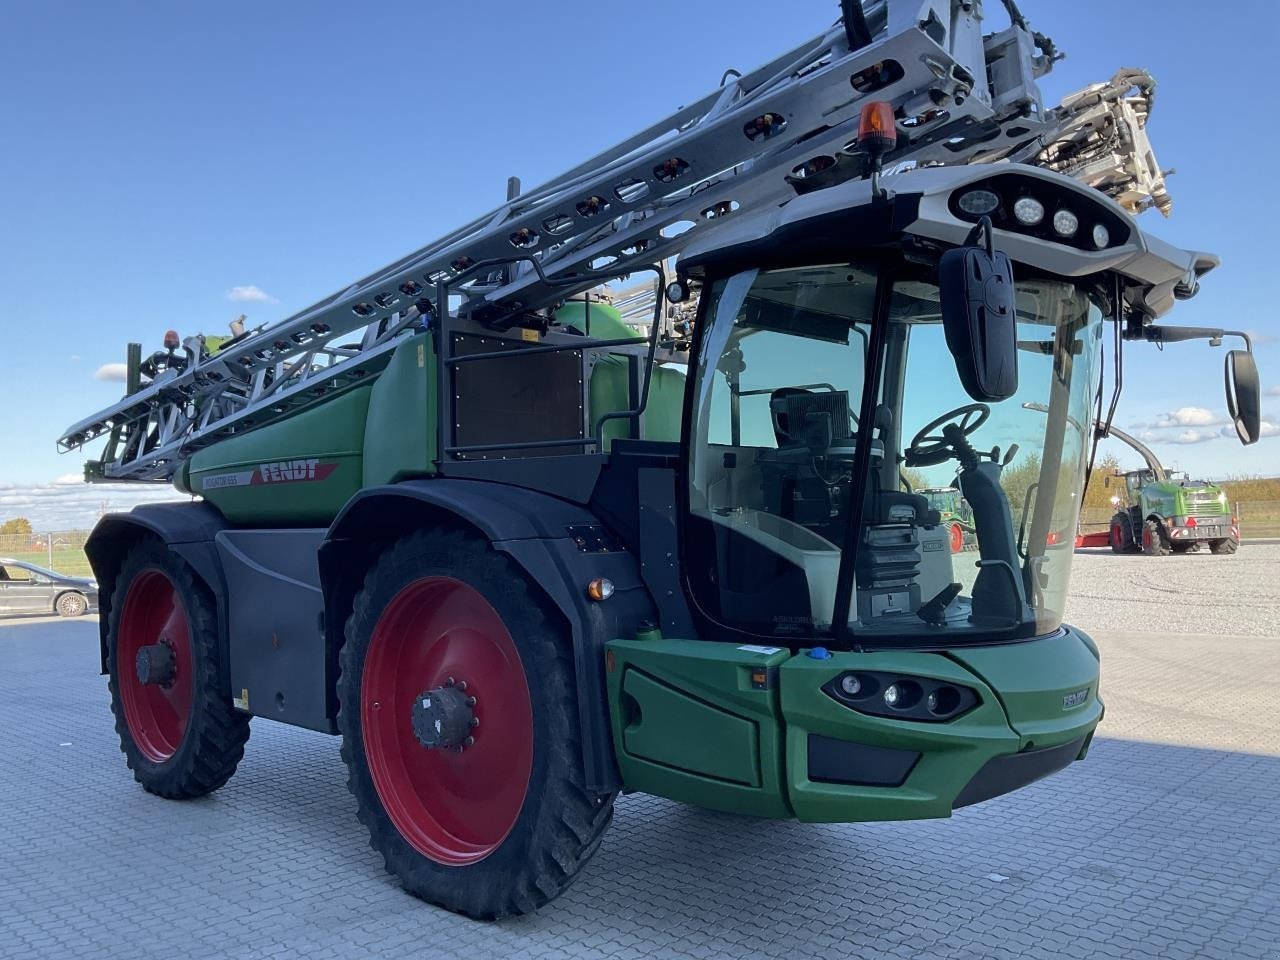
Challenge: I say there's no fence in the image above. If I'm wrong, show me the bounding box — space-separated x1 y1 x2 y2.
3 503 1280 580
1077 502 1280 540
0 531 94 577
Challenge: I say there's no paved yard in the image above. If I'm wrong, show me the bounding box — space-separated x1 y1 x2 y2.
1 548 1277 959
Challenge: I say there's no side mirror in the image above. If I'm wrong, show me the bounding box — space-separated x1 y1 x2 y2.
939 218 1018 403
1226 349 1261 445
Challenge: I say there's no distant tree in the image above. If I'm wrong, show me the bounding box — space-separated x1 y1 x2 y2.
1083 452 1124 509
999 452 1043 520
900 466 931 492
0 517 32 536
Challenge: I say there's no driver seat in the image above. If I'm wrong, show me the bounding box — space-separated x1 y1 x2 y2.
865 486 939 527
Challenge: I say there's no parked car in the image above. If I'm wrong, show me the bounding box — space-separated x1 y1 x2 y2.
0 559 98 617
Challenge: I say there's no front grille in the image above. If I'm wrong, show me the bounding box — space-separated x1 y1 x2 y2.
1185 492 1226 511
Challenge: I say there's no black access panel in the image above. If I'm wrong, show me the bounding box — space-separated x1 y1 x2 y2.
451 334 585 459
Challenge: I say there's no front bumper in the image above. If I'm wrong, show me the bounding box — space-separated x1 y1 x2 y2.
1167 518 1237 543
606 627 1102 822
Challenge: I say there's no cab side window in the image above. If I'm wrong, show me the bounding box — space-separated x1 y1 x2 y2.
0 565 32 582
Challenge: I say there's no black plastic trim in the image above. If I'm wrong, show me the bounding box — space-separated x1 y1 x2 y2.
952 735 1087 809
807 734 920 787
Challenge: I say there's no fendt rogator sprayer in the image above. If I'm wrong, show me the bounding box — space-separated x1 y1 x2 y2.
59 1 1263 919
1102 424 1239 555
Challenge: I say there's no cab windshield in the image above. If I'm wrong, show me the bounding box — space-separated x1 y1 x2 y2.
685 260 1103 643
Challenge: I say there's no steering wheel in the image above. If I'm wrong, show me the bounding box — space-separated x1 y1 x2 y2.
906 402 990 467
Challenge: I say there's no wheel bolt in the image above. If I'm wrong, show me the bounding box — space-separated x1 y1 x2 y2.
464 736 475 747
470 717 480 728
466 696 477 707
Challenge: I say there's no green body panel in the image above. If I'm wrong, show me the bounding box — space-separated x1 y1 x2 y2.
553 302 685 448
188 386 371 525
606 638 791 817
363 334 438 485
779 649 1019 822
621 670 761 786
607 630 1102 823
948 628 1103 744
1138 479 1230 520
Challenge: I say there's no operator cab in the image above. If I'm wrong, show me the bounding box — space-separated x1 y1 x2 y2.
683 254 1095 643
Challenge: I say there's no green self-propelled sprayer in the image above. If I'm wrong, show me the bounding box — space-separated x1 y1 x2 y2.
59 0 1262 919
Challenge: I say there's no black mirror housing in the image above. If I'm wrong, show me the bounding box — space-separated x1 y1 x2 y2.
1226 349 1261 445
939 229 1018 403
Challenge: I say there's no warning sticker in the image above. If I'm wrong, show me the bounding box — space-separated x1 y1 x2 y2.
737 644 782 655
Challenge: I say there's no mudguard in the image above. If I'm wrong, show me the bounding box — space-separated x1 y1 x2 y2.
321 479 657 793
83 501 231 680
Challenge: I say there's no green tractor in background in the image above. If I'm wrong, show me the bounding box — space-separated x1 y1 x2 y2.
920 488 976 554
1105 425 1238 556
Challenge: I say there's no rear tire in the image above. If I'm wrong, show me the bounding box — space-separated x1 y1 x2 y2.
1110 513 1135 554
337 528 614 919
106 541 250 798
55 592 88 617
1141 519 1170 557
1210 537 1239 555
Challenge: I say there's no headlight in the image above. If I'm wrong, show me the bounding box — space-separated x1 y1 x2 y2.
957 189 1000 216
1013 196 1045 225
1053 209 1079 237
824 672 978 723
1091 223 1110 248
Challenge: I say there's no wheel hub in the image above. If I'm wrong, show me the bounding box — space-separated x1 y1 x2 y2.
135 640 177 688
411 680 477 750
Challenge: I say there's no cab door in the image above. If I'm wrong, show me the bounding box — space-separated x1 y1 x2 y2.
0 564 51 614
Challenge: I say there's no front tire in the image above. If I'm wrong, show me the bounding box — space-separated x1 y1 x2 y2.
337 528 614 919
106 541 250 798
1141 519 1171 557
55 592 88 617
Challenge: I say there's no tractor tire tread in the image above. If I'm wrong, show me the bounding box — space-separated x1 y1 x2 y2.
336 528 615 920
106 541 250 799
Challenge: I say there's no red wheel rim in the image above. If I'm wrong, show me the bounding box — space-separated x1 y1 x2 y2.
361 577 533 866
1142 526 1153 549
948 524 964 554
117 570 194 763
1111 523 1124 548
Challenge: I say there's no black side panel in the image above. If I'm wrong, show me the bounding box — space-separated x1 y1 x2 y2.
442 454 606 504
452 334 585 459
215 529 331 733
637 467 696 637
589 440 680 551
84 502 231 681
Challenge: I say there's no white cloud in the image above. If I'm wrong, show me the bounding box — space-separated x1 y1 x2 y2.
1152 407 1225 428
0 479 187 531
1266 385 1280 397
1162 429 1220 445
226 285 278 304
1218 419 1280 440
94 362 128 382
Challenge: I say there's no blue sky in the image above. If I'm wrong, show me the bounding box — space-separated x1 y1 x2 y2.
2 0 1277 525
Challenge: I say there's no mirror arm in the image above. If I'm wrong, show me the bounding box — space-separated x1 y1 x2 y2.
1137 325 1253 351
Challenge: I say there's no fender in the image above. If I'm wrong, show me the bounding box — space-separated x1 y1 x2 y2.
320 479 657 793
83 502 231 680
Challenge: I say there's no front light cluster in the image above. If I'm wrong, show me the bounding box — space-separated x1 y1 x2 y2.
948 174 1124 253
823 670 979 723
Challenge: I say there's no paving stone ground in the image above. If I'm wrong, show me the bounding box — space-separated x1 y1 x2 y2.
1 549 1277 959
